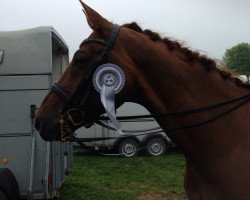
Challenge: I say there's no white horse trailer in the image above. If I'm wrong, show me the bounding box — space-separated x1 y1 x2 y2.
76 102 173 157
0 27 73 199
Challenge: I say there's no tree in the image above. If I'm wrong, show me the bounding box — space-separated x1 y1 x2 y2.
222 42 250 83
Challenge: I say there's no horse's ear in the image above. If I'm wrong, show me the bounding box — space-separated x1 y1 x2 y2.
79 1 112 34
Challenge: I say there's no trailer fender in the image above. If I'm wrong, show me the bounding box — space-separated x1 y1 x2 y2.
0 168 20 200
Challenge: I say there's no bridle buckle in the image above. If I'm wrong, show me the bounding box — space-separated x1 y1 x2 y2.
67 108 85 126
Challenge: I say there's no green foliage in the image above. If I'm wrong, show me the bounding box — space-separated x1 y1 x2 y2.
59 149 186 200
222 43 250 78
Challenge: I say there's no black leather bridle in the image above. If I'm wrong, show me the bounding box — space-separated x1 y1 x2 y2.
50 24 121 141
50 23 250 145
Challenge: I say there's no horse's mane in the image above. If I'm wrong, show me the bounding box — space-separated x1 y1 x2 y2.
122 22 250 89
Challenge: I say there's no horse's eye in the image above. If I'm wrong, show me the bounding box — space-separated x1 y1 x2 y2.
73 56 87 68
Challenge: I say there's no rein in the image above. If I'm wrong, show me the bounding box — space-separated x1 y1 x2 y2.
72 94 250 156
98 93 250 121
95 94 250 134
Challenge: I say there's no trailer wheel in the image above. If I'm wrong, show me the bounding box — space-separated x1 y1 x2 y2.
145 137 166 156
118 139 139 157
0 168 20 200
0 189 8 200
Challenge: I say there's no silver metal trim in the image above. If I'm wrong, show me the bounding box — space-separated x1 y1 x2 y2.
66 108 85 126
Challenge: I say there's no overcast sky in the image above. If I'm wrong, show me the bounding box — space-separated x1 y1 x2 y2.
1 0 249 60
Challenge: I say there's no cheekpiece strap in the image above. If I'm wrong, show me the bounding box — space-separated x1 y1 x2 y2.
106 24 120 48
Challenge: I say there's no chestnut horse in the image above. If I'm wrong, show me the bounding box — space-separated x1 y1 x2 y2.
35 2 250 199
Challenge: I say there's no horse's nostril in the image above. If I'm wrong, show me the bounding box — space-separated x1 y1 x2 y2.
35 118 41 131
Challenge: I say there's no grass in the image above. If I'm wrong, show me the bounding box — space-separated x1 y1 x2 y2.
59 149 187 200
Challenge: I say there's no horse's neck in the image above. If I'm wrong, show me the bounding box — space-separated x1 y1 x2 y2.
138 49 243 110
136 46 250 162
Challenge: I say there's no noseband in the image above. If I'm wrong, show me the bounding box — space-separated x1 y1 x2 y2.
51 24 121 141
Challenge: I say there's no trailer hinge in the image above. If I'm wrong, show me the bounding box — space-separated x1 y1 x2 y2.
0 49 4 64
30 105 37 119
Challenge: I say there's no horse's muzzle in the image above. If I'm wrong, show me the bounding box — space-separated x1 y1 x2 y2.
35 116 61 141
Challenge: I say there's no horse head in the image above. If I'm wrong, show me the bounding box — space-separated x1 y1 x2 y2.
35 2 146 141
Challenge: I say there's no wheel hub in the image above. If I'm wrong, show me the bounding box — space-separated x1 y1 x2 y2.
123 144 135 154
150 142 161 153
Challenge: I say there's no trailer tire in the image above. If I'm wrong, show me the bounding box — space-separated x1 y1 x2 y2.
0 189 8 200
145 137 166 156
118 139 139 157
0 168 20 200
